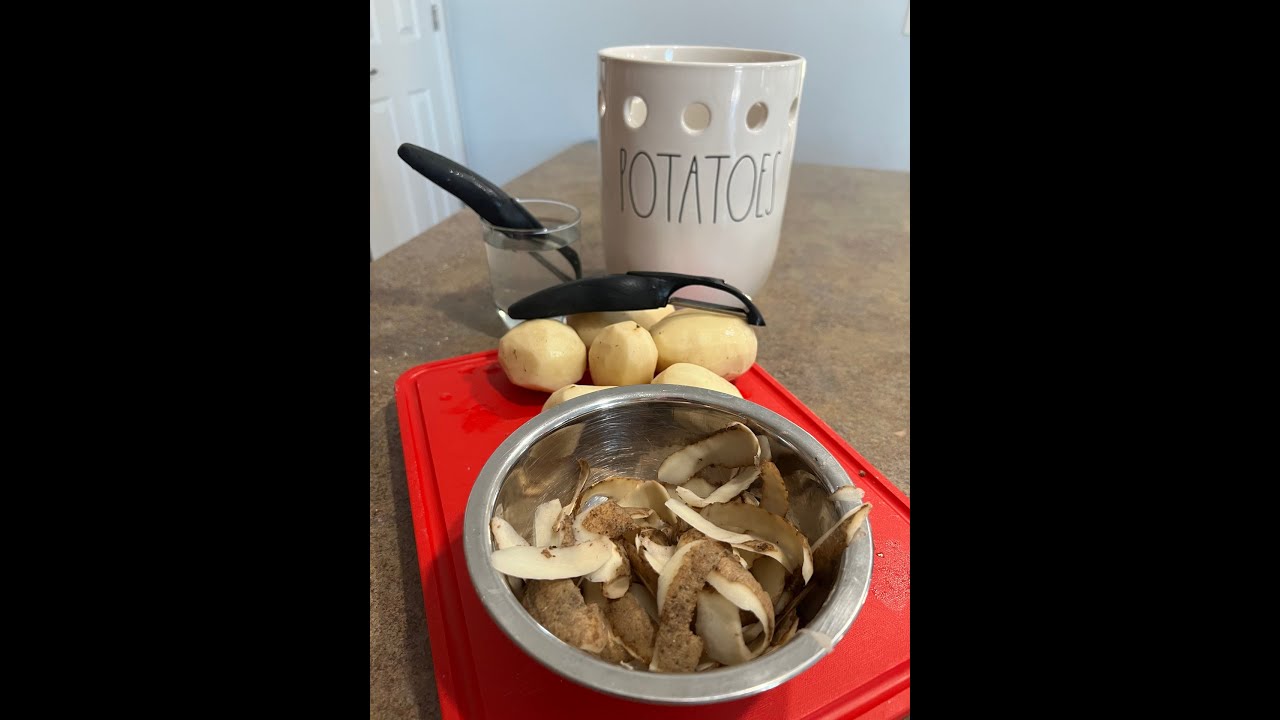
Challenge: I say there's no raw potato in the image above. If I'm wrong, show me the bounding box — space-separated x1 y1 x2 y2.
498 319 586 392
648 311 758 380
567 305 675 348
543 384 617 411
652 363 743 399
588 321 659 386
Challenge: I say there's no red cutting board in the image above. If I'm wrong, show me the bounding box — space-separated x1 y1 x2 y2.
395 350 910 720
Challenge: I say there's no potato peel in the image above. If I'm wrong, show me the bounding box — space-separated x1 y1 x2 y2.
583 539 630 595
657 423 759 485
664 497 757 544
626 581 659 622
583 477 678 527
811 503 873 584
631 481 678 527
829 485 866 505
490 541 612 580
695 562 773 666
576 499 640 539
651 539 726 672
772 608 799 647
533 499 563 548
604 588 657 664
563 458 592 520
491 452 855 672
759 461 790 517
696 589 755 665
638 532 675 575
674 466 760 508
627 529 667 595
700 502 814 583
706 556 774 644
521 579 612 654
490 517 529 550
693 466 737 486
491 518 529 595
580 477 645 505
750 555 788 607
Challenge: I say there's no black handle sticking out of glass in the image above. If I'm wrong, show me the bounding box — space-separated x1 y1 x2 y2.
396 143 582 281
507 271 766 326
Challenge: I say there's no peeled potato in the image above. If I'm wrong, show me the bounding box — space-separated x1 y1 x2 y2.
567 306 675 348
498 319 586 392
543 384 616 411
588 321 658 386
649 311 758 380
652 363 743 399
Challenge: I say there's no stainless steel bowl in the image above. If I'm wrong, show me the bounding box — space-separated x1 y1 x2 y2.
463 385 873 705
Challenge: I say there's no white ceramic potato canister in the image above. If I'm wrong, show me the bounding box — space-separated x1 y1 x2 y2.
598 45 806 301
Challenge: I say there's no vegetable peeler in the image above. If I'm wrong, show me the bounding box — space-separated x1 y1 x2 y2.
396 143 583 282
505 271 766 326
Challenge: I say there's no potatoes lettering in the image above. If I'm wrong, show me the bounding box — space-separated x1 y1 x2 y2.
649 311 758 380
498 319 586 392
588 321 658 386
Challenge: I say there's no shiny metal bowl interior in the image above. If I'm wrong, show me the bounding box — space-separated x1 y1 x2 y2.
463 385 873 705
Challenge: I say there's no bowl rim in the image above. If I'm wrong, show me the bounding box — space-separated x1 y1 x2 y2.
463 384 873 705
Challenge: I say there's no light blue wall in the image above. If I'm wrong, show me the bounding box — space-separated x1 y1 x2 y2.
444 0 910 186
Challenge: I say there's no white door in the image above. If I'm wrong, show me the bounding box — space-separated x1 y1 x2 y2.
370 0 466 260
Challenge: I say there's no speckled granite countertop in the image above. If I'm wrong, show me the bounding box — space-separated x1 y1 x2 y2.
370 142 909 718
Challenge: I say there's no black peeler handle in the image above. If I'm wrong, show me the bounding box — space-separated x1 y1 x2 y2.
396 143 582 279
506 271 765 326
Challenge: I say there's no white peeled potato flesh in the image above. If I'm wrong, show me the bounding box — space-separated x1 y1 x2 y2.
588 321 659 386
567 305 676 348
532 499 563 548
490 517 530 550
497 319 586 392
651 363 743 398
491 517 529 595
829 485 866 505
543 384 616 410
648 311 758 380
696 589 751 665
490 541 612 579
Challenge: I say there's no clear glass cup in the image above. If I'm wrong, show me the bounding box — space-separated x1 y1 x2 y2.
479 199 582 327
